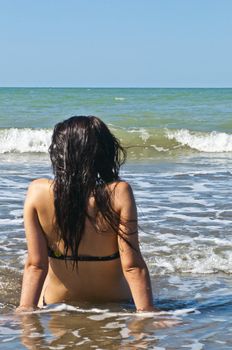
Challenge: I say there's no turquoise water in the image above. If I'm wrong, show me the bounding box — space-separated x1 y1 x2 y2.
1 88 232 131
1 88 232 157
0 88 232 349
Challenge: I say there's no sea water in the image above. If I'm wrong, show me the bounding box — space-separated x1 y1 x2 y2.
0 88 232 349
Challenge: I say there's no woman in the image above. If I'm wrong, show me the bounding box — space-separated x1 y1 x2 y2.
17 116 155 312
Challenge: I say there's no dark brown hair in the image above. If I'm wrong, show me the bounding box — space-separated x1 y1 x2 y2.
49 116 128 263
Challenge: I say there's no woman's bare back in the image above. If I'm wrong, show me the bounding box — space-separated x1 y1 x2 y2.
32 179 131 306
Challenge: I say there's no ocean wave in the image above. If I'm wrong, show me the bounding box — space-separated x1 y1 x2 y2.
166 129 232 152
123 128 232 154
0 127 232 156
147 244 232 275
0 128 52 153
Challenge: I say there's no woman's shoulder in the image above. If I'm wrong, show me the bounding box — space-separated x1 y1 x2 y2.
26 178 53 204
108 180 134 211
108 180 133 194
28 178 53 191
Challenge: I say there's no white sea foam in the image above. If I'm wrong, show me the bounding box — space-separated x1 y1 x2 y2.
0 128 52 153
148 245 232 275
30 303 195 318
1 127 231 155
0 218 23 225
151 144 169 152
114 97 125 101
128 128 150 142
166 129 232 152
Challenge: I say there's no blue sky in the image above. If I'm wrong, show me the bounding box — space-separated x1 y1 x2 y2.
1 0 232 87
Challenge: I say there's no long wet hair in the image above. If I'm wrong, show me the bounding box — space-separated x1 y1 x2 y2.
49 116 131 261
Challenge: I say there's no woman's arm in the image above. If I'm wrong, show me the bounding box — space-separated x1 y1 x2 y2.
17 181 48 312
116 182 156 312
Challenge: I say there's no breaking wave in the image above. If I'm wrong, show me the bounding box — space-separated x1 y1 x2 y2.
166 129 232 153
0 127 232 156
0 128 52 153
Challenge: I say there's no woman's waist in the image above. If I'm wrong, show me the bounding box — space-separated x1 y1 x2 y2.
43 271 131 304
48 263 126 287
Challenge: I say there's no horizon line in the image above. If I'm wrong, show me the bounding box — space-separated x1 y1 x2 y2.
1 86 232 89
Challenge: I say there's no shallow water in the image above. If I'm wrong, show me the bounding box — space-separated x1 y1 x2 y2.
1 275 232 349
1 154 232 349
1 88 232 348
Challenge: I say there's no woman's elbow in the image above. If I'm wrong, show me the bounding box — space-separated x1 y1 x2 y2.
25 258 48 273
121 258 148 275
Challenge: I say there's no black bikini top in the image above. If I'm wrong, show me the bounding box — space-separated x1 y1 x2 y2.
48 247 120 261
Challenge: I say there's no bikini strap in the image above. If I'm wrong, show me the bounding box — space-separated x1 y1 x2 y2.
48 247 120 261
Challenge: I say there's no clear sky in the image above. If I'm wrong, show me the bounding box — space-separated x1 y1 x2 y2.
1 0 232 87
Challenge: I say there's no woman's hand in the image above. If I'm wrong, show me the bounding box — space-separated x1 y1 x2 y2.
15 305 39 313
136 306 160 312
